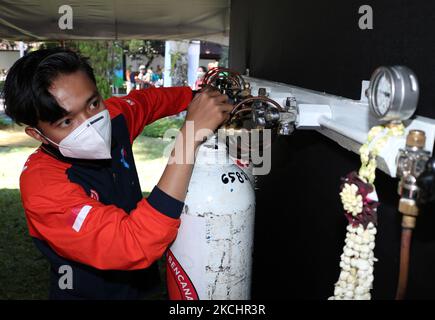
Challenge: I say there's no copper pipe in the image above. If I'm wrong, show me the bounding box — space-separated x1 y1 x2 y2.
395 130 426 300
221 96 283 129
203 67 221 84
209 74 243 88
203 67 222 84
203 67 245 88
395 227 413 300
229 96 284 117
221 107 254 130
231 107 253 120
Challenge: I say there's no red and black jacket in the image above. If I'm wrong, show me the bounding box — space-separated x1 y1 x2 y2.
20 86 193 299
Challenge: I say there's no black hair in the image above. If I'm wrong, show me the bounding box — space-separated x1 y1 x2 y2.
198 66 207 72
2 47 96 127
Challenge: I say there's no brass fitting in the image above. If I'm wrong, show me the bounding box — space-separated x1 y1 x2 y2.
398 198 419 216
406 130 426 149
397 130 429 229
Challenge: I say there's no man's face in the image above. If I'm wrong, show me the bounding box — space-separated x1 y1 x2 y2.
26 70 105 145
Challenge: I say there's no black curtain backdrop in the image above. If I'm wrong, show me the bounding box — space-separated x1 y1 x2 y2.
229 0 435 299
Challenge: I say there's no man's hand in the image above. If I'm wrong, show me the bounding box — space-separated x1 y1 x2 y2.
156 88 234 202
185 89 234 140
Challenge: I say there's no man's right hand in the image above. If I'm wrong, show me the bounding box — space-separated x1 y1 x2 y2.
157 88 234 202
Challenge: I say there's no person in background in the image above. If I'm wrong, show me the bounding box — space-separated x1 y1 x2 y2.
125 65 132 94
195 66 207 90
144 67 154 86
136 65 147 89
207 61 219 71
0 68 7 81
155 65 163 79
151 67 160 84
129 68 137 91
154 65 164 87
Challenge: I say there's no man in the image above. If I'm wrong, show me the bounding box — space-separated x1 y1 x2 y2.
195 66 207 90
136 64 148 89
3 48 232 299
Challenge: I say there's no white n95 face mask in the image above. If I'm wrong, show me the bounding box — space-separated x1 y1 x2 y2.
37 109 112 160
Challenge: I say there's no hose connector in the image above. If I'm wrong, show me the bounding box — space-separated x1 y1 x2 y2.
396 130 430 228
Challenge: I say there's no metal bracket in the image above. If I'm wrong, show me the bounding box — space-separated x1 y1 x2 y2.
244 76 435 178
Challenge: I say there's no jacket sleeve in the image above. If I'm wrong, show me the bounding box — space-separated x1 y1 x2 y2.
105 86 193 143
21 174 184 271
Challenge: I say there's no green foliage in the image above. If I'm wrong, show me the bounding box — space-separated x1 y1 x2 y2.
124 40 164 69
70 41 111 99
66 41 124 99
37 41 127 98
142 117 184 138
127 39 145 55
37 41 62 50
0 117 12 129
133 136 174 161
170 52 182 77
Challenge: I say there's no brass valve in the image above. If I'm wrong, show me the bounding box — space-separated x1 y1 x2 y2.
396 130 431 228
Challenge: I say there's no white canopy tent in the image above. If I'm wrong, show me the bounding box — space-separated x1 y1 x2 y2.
0 0 230 45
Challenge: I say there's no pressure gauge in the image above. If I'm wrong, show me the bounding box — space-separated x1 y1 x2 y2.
367 66 419 121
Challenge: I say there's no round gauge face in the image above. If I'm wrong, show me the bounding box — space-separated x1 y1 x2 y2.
368 66 419 121
374 72 392 117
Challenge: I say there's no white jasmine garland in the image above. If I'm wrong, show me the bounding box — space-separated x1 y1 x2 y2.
329 223 378 300
340 183 363 216
329 123 405 301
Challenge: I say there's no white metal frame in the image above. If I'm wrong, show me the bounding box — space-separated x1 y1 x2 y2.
245 76 435 178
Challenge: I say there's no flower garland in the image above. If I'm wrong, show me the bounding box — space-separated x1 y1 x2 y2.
329 122 405 300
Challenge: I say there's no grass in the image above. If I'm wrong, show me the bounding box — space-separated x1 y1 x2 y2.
142 116 184 138
0 118 13 130
0 188 50 299
0 119 8 129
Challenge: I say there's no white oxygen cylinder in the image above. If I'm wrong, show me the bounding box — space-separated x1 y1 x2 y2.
166 136 256 300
